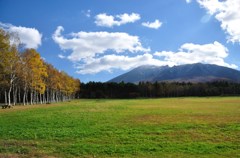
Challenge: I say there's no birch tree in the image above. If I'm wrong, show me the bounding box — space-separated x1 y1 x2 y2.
0 29 80 105
21 49 47 104
0 29 20 105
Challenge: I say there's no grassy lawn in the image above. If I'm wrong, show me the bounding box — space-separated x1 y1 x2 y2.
0 97 239 157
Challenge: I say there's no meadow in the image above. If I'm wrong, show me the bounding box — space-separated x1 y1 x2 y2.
0 97 239 157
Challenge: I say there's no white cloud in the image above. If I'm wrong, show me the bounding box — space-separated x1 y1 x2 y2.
58 54 66 59
197 0 240 43
95 13 140 27
74 41 237 74
0 22 42 49
71 41 237 74
53 27 237 74
76 54 167 74
154 41 238 69
142 19 162 29
82 9 91 18
186 0 192 3
52 26 150 61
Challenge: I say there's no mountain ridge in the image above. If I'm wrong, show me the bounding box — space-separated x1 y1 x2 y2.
108 63 240 83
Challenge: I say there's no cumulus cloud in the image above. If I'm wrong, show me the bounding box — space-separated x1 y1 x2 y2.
76 54 167 74
142 19 162 29
52 26 150 61
0 22 42 49
197 0 240 43
53 27 237 74
154 41 237 69
78 41 238 74
186 0 192 3
95 13 140 27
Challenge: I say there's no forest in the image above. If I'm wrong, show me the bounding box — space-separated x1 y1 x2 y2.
79 81 240 98
0 29 80 106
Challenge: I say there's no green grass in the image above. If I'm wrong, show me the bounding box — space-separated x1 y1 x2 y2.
0 97 239 157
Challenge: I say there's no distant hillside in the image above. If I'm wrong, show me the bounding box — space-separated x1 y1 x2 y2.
108 63 240 83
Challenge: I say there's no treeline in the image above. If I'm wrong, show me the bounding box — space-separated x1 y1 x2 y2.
0 29 80 106
79 81 240 98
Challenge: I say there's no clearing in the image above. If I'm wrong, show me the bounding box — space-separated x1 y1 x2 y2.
0 97 239 157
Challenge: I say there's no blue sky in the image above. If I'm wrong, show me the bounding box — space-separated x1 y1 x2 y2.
1 0 240 82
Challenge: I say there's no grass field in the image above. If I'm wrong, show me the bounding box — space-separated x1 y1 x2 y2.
0 97 239 157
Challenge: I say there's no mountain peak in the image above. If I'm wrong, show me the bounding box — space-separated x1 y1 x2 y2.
108 63 240 83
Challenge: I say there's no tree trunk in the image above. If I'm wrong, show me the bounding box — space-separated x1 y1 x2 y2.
43 93 46 104
23 91 26 106
46 88 49 103
5 90 7 105
23 85 27 105
30 90 33 105
36 91 39 104
8 86 12 106
40 93 42 104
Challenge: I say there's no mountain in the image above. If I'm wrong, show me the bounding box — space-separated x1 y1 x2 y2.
108 63 240 83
